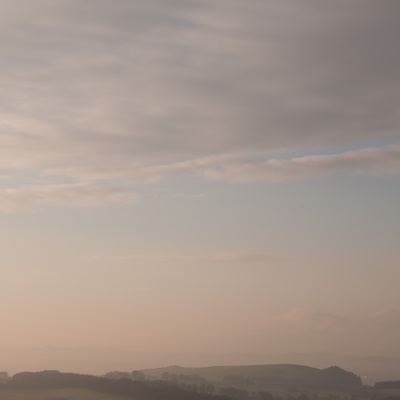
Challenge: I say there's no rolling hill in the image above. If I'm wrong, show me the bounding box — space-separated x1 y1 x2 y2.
140 364 362 395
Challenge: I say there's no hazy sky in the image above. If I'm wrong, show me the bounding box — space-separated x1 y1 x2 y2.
1 0 400 369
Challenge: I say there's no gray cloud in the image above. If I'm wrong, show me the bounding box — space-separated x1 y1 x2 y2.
1 0 399 201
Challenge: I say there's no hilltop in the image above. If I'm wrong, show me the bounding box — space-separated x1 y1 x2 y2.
135 364 362 396
1 367 399 400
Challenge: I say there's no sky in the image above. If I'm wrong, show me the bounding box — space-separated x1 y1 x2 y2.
1 0 400 372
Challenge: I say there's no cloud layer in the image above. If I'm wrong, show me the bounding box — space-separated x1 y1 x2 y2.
0 183 136 212
1 0 399 209
269 309 400 355
138 145 400 183
94 252 278 267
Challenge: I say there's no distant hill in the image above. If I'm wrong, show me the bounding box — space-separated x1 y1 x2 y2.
252 354 400 385
3 368 364 400
140 364 362 394
4 370 232 400
1 348 399 384
374 381 400 389
142 363 323 382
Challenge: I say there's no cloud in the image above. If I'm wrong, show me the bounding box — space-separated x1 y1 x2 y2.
267 309 400 355
170 192 206 200
276 309 347 333
0 183 136 212
0 1 399 196
200 252 278 264
134 145 400 183
94 252 278 266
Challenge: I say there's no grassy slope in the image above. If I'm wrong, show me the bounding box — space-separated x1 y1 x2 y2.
0 387 127 400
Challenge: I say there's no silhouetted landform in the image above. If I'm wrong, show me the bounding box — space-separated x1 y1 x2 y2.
3 367 399 400
104 370 146 380
259 354 400 385
374 381 400 389
0 349 399 384
6 370 232 400
138 364 362 394
372 383 400 400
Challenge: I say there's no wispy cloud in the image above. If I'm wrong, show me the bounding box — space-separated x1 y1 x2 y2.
268 309 400 355
93 252 279 266
0 1 399 205
276 309 347 333
132 145 400 183
200 252 279 264
0 183 136 212
170 192 206 200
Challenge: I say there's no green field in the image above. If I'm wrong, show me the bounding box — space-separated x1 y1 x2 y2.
0 388 127 400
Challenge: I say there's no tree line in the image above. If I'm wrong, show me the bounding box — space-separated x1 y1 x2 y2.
4 370 232 400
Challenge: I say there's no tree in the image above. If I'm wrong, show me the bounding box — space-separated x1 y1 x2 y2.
131 370 145 380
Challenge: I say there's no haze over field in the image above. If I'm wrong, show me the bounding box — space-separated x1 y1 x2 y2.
1 0 399 374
